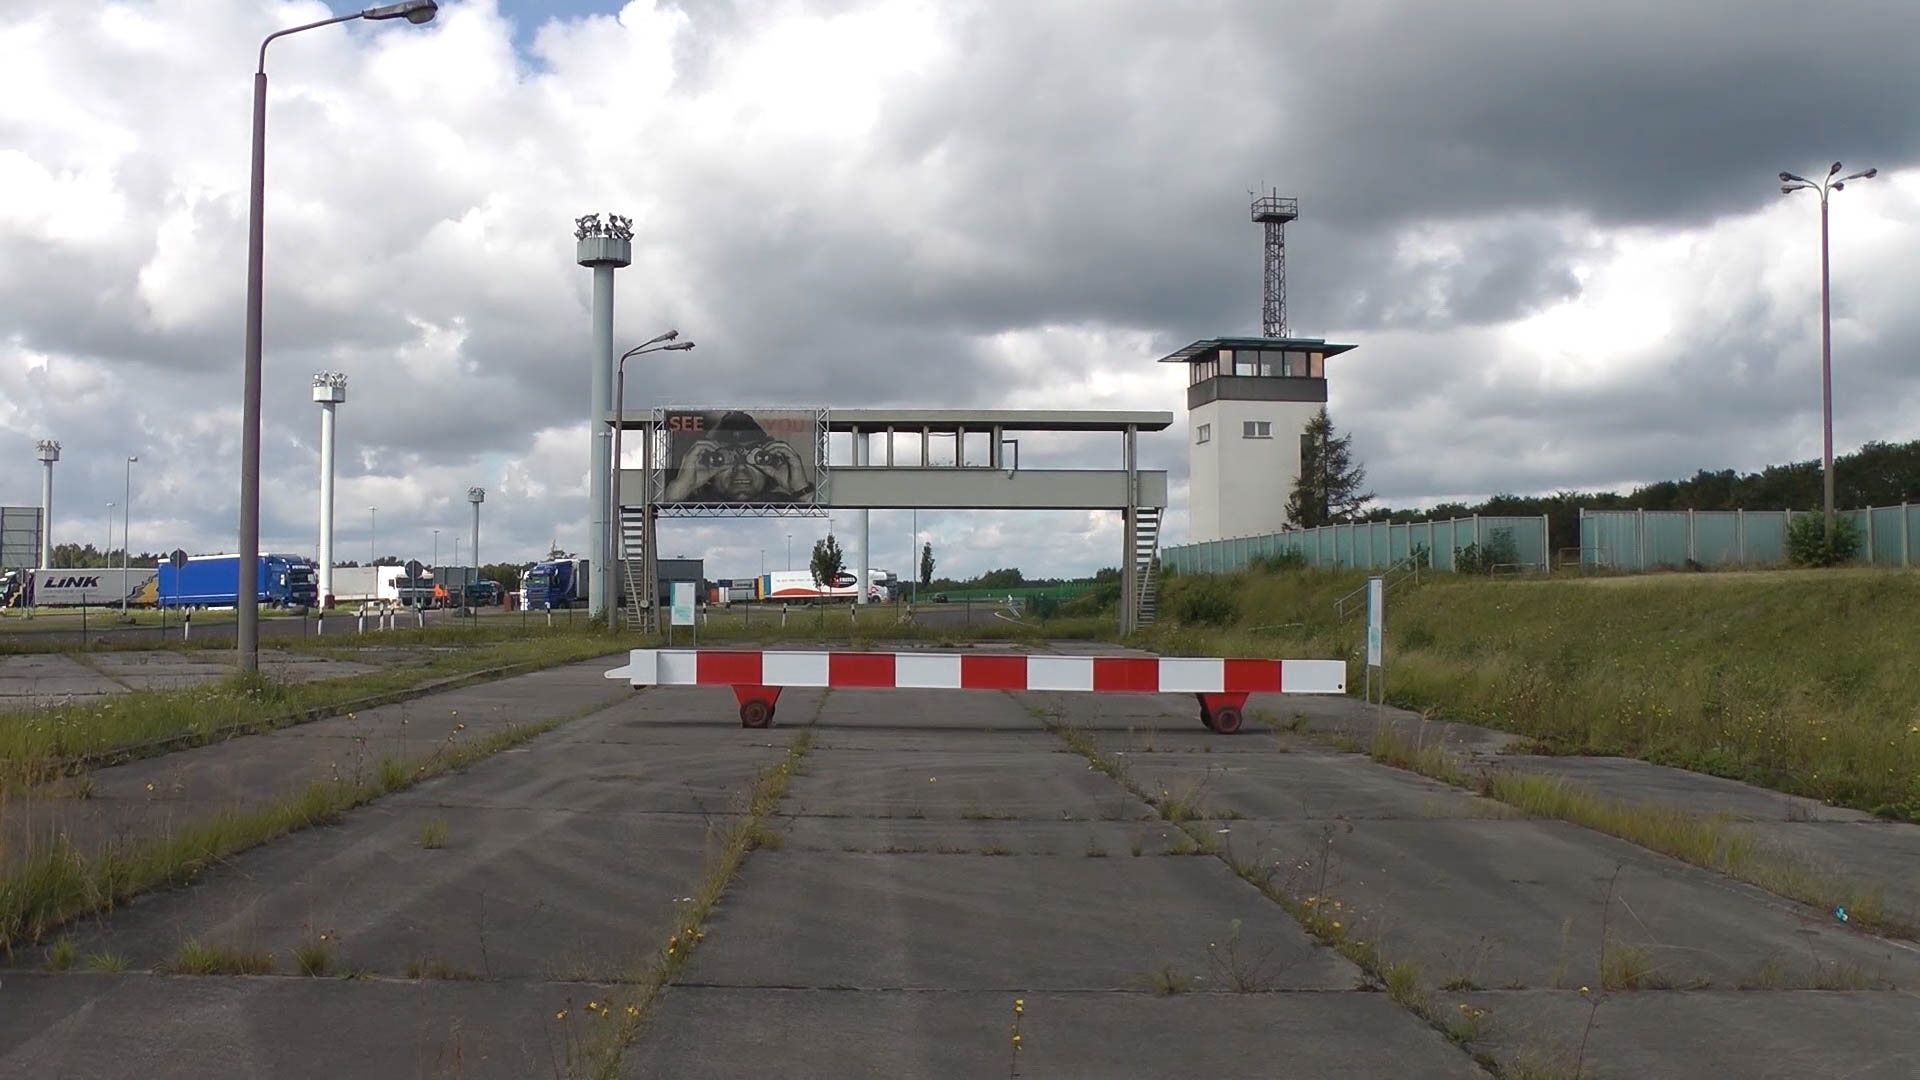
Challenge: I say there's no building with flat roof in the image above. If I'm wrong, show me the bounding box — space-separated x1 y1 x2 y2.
1158 336 1357 544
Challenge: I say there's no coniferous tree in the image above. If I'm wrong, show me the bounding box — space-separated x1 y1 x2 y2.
1285 407 1374 527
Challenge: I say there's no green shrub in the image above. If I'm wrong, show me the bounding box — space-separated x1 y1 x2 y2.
1453 529 1519 574
1163 576 1237 625
1249 549 1308 573
1785 513 1861 568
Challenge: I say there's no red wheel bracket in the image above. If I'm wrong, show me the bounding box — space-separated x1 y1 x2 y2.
1196 693 1249 735
734 685 783 728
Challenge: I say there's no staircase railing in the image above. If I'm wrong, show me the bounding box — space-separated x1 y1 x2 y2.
1333 554 1421 621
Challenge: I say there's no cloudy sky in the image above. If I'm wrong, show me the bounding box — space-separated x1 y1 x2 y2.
5 0 1919 581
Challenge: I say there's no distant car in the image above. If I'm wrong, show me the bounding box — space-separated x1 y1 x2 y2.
931 592 949 603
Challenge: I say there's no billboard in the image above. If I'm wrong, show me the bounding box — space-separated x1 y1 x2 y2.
1 506 41 572
659 409 821 506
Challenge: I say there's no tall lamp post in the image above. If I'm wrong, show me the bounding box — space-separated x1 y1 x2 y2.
369 506 377 567
1781 161 1877 535
611 333 695 627
123 456 138 614
237 0 439 672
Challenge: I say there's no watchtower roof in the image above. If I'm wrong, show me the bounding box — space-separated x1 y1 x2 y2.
1155 337 1357 364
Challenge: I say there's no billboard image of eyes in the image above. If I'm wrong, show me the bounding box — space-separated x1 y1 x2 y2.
660 410 820 505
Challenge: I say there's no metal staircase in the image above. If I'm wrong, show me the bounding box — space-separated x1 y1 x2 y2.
1333 553 1421 622
1133 506 1162 628
619 505 651 632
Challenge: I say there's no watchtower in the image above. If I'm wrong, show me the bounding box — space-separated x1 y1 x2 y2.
1160 337 1356 544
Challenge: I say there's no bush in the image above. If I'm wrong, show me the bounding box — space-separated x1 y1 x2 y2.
1453 529 1519 574
1056 581 1120 618
1163 576 1237 625
1249 549 1308 573
1785 513 1862 568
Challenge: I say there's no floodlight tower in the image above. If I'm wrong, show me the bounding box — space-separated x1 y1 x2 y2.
576 213 633 624
35 440 59 568
312 372 348 604
468 486 484 576
1251 190 1299 338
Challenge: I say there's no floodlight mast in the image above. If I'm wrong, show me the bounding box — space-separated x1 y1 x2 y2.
1778 160 1877 536
240 0 437 670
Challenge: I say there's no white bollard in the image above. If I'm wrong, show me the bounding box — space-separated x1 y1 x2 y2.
316 615 324 636
417 610 425 630
182 612 191 641
357 614 366 633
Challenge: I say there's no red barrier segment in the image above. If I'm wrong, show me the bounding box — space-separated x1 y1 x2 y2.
606 650 1348 734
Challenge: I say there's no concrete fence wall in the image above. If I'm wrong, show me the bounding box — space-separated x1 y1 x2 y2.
1163 515 1551 575
1578 505 1919 570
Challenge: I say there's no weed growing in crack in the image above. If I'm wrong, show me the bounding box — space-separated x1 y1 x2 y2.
419 815 448 849
169 938 274 975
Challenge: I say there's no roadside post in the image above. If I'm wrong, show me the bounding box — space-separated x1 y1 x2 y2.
1363 575 1385 711
670 580 695 646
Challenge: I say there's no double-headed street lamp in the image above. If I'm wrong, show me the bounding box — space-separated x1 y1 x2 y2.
612 331 696 627
237 0 439 672
1780 160 1876 535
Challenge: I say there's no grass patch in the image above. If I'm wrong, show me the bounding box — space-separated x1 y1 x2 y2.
1153 566 1920 823
295 933 334 976
0 629 639 788
1368 728 1475 788
168 938 275 975
1598 942 1664 991
406 957 481 980
44 935 75 970
419 816 449 850
1141 964 1192 995
82 950 127 972
0 700 605 952
1480 771 1906 938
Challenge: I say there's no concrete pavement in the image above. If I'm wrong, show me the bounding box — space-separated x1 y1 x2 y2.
2 663 1917 1077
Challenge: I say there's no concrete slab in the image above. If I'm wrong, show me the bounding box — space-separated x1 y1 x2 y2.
1495 754 1875 822
0 973 599 1079
625 987 1488 1079
1739 820 1920 922
783 749 1154 821
3 658 634 870
37 804 714 982
775 815 1203 857
1228 818 1920 992
1449 988 1920 1080
0 652 124 704
1124 748 1508 821
682 850 1359 991
12 697 774 982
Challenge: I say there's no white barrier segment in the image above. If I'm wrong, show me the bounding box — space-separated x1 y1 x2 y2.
896 652 963 689
1157 657 1225 693
604 648 658 684
1027 655 1094 692
658 650 702 686
764 650 831 687
1282 659 1347 695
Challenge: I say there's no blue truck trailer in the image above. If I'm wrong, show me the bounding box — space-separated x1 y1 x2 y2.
523 557 587 609
157 553 319 609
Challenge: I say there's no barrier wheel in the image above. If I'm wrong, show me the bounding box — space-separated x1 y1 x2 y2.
1209 706 1243 735
1199 704 1217 731
740 700 772 728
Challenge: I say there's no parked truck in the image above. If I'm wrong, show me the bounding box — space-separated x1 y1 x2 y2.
753 569 888 604
524 557 588 609
157 554 318 609
2 567 159 608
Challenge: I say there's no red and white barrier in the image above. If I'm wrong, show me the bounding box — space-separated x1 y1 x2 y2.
604 649 1347 733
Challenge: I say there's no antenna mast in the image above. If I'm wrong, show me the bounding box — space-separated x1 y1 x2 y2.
1250 189 1299 337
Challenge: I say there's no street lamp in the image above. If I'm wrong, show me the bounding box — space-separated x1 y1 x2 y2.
787 534 793 570
1781 161 1877 534
612 332 694 628
369 506 377 567
238 0 439 672
105 502 113 560
432 528 439 568
123 456 137 613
